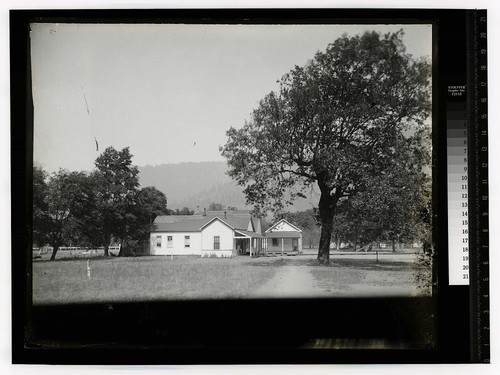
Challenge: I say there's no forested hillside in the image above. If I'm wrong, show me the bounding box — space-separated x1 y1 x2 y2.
138 161 318 211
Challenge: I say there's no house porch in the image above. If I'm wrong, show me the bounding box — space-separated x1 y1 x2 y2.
265 231 302 255
234 230 265 257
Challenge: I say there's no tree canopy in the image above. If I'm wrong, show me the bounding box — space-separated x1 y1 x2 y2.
221 30 431 264
33 147 168 260
32 168 93 260
93 147 140 255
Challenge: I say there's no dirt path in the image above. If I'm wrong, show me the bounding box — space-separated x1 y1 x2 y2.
254 263 330 298
251 254 426 298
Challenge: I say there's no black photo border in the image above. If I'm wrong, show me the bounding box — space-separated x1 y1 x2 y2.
10 8 484 364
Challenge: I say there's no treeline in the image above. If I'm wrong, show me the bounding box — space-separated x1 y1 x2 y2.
331 176 432 252
33 146 168 260
280 170 432 253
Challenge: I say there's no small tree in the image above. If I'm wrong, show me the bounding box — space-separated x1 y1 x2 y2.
132 186 168 254
208 202 225 211
221 30 431 264
283 210 320 248
32 164 48 248
178 207 194 215
414 187 435 294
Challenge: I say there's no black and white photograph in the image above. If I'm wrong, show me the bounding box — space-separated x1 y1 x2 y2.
30 22 433 305
5 1 498 371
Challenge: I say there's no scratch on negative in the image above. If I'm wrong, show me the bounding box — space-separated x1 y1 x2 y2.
81 86 90 115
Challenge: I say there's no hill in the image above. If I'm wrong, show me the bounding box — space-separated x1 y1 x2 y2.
138 161 319 212
138 162 246 210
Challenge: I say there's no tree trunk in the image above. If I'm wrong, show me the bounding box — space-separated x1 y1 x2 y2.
104 243 109 257
119 242 124 257
392 239 396 253
50 245 60 261
336 236 341 251
316 180 339 265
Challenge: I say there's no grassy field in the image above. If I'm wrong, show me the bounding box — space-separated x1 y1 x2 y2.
32 253 431 304
311 258 431 296
32 256 278 304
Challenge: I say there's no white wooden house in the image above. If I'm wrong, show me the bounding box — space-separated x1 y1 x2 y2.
264 219 303 255
150 210 265 257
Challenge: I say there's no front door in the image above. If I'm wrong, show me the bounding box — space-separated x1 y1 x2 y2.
292 238 298 251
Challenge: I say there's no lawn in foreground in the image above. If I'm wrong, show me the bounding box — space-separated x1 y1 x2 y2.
32 256 278 304
311 257 431 296
32 253 430 304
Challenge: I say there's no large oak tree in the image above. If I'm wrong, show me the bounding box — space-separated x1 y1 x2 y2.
221 30 431 264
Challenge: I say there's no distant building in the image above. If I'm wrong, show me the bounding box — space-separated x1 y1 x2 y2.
264 219 303 255
150 210 265 257
150 211 304 258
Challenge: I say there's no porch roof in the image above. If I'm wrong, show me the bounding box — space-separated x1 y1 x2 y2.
234 230 265 239
265 231 301 238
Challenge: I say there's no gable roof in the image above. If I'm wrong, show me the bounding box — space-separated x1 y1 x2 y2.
265 219 302 233
200 216 235 231
151 210 254 233
151 216 211 232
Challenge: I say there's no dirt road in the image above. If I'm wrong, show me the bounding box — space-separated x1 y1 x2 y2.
254 263 330 298
252 253 427 298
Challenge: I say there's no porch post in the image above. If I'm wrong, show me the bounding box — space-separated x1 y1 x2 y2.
281 238 284 255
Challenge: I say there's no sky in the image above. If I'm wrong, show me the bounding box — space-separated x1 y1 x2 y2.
31 23 432 173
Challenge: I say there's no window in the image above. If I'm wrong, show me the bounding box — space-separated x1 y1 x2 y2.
214 236 220 250
155 235 162 248
184 236 190 248
167 236 173 248
272 238 278 247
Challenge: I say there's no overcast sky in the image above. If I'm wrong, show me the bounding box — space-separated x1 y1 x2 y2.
31 23 432 173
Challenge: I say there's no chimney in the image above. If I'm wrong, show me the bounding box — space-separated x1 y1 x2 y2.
203 208 206 216
224 211 227 219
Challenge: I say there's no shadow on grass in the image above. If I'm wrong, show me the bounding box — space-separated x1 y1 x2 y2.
34 256 113 263
244 258 290 267
326 258 420 271
36 254 419 274
246 256 419 272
